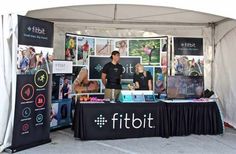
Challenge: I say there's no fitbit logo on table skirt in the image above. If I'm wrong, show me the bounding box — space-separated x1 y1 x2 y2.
94 113 155 129
94 115 108 128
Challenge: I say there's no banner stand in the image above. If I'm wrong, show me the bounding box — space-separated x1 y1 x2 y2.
6 139 51 153
8 15 54 153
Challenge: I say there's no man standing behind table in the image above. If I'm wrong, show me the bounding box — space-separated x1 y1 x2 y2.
101 51 123 101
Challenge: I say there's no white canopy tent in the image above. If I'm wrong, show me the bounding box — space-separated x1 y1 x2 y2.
1 1 236 152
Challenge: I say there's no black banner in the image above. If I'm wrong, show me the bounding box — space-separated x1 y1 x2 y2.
11 16 53 152
12 71 50 152
75 102 169 140
174 37 203 55
18 15 53 47
89 56 141 80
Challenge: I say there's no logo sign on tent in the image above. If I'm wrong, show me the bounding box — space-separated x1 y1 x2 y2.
18 15 54 47
174 37 203 55
88 56 141 80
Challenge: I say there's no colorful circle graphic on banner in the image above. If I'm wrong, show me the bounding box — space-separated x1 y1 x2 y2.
35 94 46 108
20 84 34 101
22 107 31 118
34 69 48 88
36 114 44 123
22 123 29 132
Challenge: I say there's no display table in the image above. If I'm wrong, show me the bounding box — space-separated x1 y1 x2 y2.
165 101 223 136
74 101 223 140
74 102 169 140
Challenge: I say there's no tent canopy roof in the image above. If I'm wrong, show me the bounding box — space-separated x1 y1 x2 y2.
27 4 227 27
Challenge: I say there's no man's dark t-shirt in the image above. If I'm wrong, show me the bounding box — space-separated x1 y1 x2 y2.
102 62 123 89
133 71 152 90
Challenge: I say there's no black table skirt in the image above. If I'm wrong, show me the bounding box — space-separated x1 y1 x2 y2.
166 102 223 136
74 101 223 140
74 102 169 140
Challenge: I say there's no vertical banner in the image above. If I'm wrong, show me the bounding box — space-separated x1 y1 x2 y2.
173 37 203 56
11 15 53 152
169 37 204 99
173 37 204 76
51 61 73 130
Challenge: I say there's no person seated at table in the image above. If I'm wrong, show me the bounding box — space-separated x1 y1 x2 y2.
132 63 153 90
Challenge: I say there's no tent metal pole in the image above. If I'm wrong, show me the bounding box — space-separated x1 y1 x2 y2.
40 18 208 27
210 23 215 90
113 4 117 21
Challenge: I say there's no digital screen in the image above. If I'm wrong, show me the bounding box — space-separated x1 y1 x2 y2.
167 76 204 99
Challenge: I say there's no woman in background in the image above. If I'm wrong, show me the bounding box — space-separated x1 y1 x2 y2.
132 63 153 90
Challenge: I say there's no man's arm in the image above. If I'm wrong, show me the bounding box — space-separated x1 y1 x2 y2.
101 73 107 87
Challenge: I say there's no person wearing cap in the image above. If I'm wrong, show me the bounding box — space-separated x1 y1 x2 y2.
133 63 153 90
101 51 123 100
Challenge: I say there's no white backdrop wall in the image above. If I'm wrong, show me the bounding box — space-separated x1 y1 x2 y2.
214 20 236 128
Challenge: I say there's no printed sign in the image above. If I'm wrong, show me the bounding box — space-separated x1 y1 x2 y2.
174 37 203 55
88 56 141 80
53 60 73 74
18 15 54 47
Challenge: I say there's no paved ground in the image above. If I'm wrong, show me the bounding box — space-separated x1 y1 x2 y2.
3 128 236 154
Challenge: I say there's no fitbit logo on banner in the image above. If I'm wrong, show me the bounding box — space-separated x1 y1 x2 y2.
27 26 46 35
94 113 155 129
94 115 108 128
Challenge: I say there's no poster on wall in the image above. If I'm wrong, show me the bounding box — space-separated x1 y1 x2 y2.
88 56 141 80
154 67 167 95
72 66 101 94
95 38 129 56
173 56 204 76
129 39 160 65
77 36 95 65
65 35 76 64
95 38 113 56
11 15 53 152
113 39 128 56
